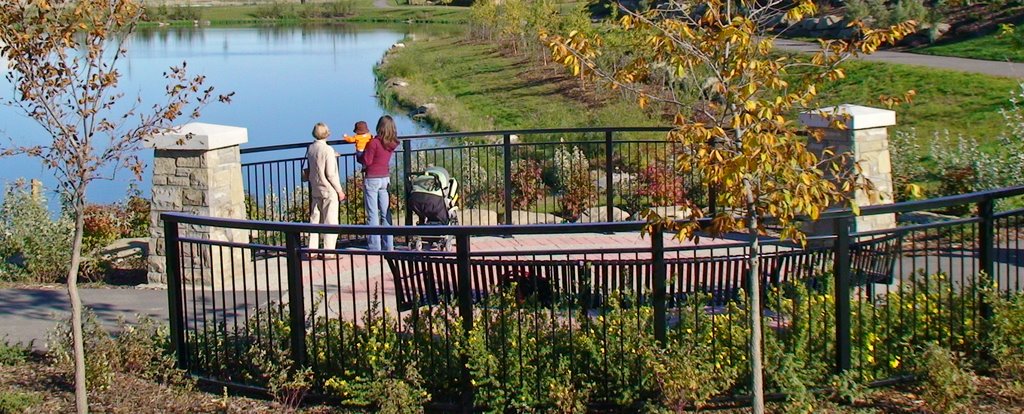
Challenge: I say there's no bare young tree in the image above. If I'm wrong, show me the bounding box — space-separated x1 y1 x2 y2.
0 0 231 412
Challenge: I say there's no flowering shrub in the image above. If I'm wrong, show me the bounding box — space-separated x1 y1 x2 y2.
509 159 544 209
83 204 125 252
82 190 153 253
635 163 687 207
622 160 689 216
180 266 1022 412
554 145 596 221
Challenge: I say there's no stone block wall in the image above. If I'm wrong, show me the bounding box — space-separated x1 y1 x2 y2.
148 137 249 285
801 105 897 235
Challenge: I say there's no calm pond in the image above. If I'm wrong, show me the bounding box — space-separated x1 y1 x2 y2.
0 24 449 204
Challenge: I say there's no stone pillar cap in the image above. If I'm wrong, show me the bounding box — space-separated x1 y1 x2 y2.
146 122 248 151
799 104 896 130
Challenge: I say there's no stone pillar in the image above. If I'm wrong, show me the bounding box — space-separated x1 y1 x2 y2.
799 104 897 234
147 123 249 285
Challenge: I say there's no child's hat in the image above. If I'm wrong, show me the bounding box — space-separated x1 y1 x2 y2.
353 121 369 135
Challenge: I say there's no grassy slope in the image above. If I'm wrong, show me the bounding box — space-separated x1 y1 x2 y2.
916 33 1024 63
178 0 469 25
820 59 1019 150
380 32 1018 151
375 34 660 132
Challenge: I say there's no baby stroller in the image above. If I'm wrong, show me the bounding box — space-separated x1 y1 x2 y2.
407 166 459 251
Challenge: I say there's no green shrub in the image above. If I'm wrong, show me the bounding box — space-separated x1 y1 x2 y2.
0 338 29 366
645 339 741 412
124 186 151 238
47 310 116 390
889 130 928 202
172 266 1016 412
190 295 429 411
320 298 429 412
0 391 42 414
114 316 193 388
48 311 191 391
846 272 983 381
144 2 202 22
0 182 72 283
986 289 1024 379
843 0 873 22
252 1 295 20
457 151 501 209
918 344 975 413
323 0 354 18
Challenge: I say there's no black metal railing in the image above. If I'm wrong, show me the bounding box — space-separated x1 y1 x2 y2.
240 127 690 242
163 179 1024 410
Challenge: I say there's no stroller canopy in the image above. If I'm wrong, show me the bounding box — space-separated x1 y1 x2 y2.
410 166 455 198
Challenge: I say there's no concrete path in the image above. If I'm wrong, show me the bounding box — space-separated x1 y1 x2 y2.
0 288 168 351
775 39 1024 78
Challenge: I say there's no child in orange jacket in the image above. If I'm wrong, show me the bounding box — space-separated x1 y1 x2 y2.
343 121 372 162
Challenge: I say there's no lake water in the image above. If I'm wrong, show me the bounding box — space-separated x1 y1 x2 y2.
0 24 444 205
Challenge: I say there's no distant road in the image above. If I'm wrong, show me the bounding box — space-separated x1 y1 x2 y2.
775 39 1024 78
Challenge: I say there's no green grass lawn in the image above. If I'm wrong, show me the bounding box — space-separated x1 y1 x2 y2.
376 34 661 132
385 34 1020 151
381 32 1021 154
156 0 470 25
820 59 1021 151
916 31 1024 63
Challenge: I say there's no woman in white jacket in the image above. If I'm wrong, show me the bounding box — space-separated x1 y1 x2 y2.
306 122 345 252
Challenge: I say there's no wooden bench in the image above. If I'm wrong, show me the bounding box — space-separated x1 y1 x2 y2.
385 232 905 313
849 232 903 286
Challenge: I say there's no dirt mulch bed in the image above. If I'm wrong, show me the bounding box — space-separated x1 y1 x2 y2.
3 354 1022 413
0 356 342 413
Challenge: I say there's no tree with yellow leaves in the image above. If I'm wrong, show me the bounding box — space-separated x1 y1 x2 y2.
542 1 916 411
0 1 230 412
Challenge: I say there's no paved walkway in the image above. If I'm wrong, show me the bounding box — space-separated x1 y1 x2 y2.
775 39 1024 78
1 231 723 350
0 287 169 351
3 233 1022 351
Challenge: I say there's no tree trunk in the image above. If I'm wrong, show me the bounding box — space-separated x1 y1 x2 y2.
745 182 765 414
68 203 88 414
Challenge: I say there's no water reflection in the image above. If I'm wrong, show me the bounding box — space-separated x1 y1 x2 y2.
0 24 443 203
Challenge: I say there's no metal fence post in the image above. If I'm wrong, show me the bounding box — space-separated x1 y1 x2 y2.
707 184 718 217
652 224 667 343
163 218 188 370
979 197 995 321
605 130 615 222
403 140 414 226
284 230 308 368
833 215 852 373
455 234 475 412
503 134 513 225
